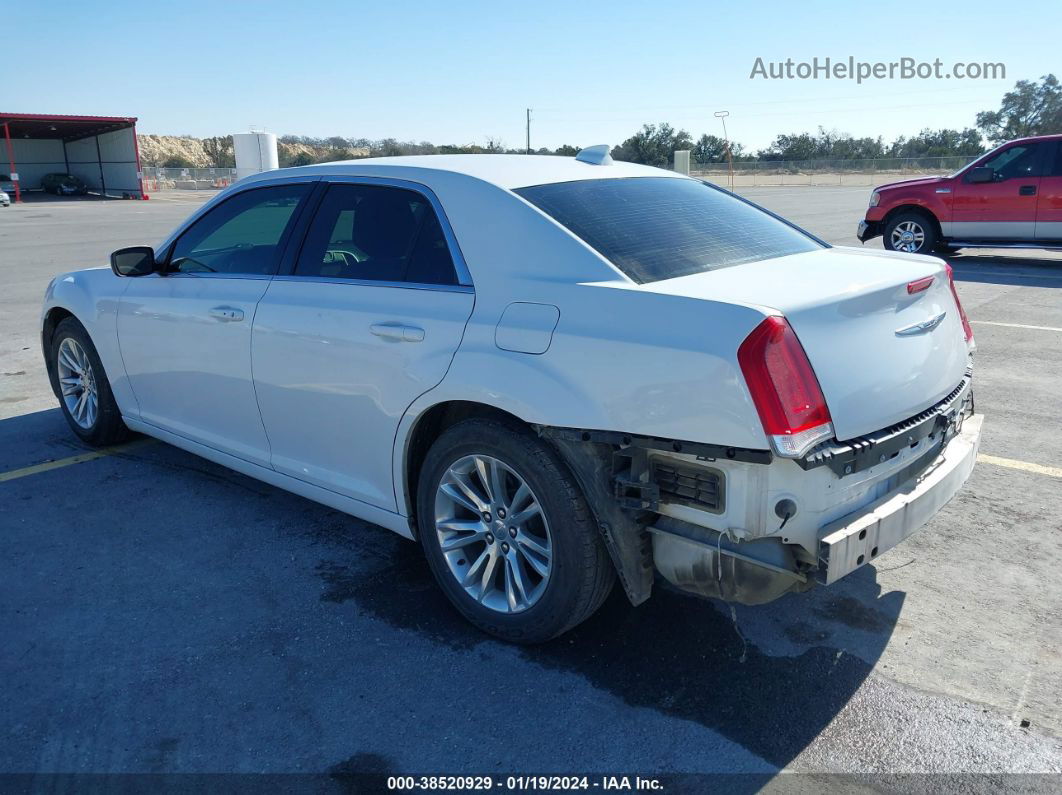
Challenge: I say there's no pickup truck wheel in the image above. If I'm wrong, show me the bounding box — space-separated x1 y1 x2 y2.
417 417 614 643
50 317 128 446
883 212 937 254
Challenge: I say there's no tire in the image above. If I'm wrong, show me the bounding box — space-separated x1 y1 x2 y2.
883 211 937 255
49 317 128 446
416 417 615 643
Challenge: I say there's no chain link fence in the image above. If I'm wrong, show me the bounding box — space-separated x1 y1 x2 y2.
693 156 977 187
142 166 238 192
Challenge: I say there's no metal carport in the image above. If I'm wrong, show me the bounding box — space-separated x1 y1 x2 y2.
1 112 146 203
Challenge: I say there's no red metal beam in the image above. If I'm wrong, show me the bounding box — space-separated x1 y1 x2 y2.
3 122 20 203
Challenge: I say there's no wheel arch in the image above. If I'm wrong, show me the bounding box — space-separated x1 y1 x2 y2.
883 204 943 240
41 306 77 392
398 399 529 528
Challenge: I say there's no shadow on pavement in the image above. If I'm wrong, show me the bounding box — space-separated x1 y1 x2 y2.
949 252 1062 288
320 537 903 770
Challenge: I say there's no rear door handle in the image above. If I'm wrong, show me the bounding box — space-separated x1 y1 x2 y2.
1019 184 1037 196
209 306 244 322
370 323 425 342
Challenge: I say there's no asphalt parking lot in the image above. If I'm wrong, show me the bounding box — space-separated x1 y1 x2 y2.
2 187 1061 785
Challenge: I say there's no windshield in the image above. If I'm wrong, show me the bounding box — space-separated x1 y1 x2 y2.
515 177 822 284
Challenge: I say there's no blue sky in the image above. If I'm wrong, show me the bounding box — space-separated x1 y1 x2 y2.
6 1 1060 151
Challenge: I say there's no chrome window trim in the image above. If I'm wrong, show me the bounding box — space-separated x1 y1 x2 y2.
308 174 474 288
163 272 275 281
271 275 474 294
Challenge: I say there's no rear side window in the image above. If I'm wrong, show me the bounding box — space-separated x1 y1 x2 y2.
515 177 822 284
295 184 459 285
169 184 309 275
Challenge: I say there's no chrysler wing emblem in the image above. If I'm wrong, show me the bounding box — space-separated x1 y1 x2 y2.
895 311 947 336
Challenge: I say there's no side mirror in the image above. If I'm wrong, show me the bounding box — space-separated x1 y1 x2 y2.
967 166 995 184
110 246 157 277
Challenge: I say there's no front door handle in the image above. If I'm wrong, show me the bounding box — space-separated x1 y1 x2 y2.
1019 184 1037 196
370 323 425 342
209 306 244 322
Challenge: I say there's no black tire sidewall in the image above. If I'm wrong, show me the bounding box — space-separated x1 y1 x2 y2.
416 418 598 643
884 211 937 255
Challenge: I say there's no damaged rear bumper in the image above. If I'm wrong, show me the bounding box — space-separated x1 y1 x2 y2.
817 412 983 584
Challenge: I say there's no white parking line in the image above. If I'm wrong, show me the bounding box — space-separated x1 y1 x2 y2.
971 320 1062 333
977 454 1062 479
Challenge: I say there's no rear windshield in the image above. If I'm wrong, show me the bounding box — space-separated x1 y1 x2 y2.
515 177 822 283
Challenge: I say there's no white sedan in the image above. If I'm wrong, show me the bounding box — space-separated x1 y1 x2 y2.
41 148 982 642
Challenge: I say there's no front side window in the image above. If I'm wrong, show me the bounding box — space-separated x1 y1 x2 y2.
169 184 309 275
515 177 822 284
978 144 1042 180
295 184 458 285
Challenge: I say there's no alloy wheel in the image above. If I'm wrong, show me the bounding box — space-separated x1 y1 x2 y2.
890 220 925 253
56 337 98 429
433 454 553 613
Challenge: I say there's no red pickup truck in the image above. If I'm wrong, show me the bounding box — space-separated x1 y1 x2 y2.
859 133 1062 255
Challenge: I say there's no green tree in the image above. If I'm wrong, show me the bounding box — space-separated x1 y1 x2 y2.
888 128 983 158
692 134 746 163
553 144 580 157
289 151 314 167
201 135 235 167
611 123 693 167
976 74 1062 143
162 155 196 168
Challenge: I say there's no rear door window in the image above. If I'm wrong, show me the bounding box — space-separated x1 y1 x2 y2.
515 177 822 284
295 183 459 285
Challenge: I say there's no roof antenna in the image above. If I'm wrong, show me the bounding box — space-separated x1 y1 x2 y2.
575 145 613 165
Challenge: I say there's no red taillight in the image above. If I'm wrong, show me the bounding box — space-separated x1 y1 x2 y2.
907 275 934 294
944 264 974 343
738 316 834 457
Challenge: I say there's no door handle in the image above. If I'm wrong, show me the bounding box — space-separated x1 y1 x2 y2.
209 306 244 322
370 323 425 342
1019 185 1037 196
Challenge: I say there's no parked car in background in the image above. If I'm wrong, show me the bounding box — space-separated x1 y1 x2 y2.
41 172 89 196
0 174 16 197
859 133 1062 254
0 189 9 207
40 151 981 643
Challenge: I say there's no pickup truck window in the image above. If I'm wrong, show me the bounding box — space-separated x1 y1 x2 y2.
978 143 1042 180
516 177 822 284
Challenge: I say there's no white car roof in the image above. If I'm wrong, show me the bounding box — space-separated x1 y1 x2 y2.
255 154 686 190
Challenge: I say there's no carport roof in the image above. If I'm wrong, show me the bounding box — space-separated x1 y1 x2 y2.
0 113 137 142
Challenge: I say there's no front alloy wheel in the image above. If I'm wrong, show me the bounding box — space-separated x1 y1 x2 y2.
434 454 553 613
56 337 99 429
889 220 925 253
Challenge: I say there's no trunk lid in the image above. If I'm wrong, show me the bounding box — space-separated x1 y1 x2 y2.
645 246 969 441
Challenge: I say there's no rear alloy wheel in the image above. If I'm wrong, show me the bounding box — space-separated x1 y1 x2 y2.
417 417 614 643
434 453 553 613
884 211 937 254
50 317 128 446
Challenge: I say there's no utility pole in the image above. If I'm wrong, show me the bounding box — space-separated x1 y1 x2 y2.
526 108 532 154
714 110 734 191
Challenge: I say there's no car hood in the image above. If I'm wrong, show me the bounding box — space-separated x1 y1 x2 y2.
873 175 950 193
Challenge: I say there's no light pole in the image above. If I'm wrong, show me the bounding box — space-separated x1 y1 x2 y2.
714 110 734 190
526 108 532 154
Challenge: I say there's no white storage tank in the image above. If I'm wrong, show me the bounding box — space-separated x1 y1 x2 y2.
233 131 279 180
